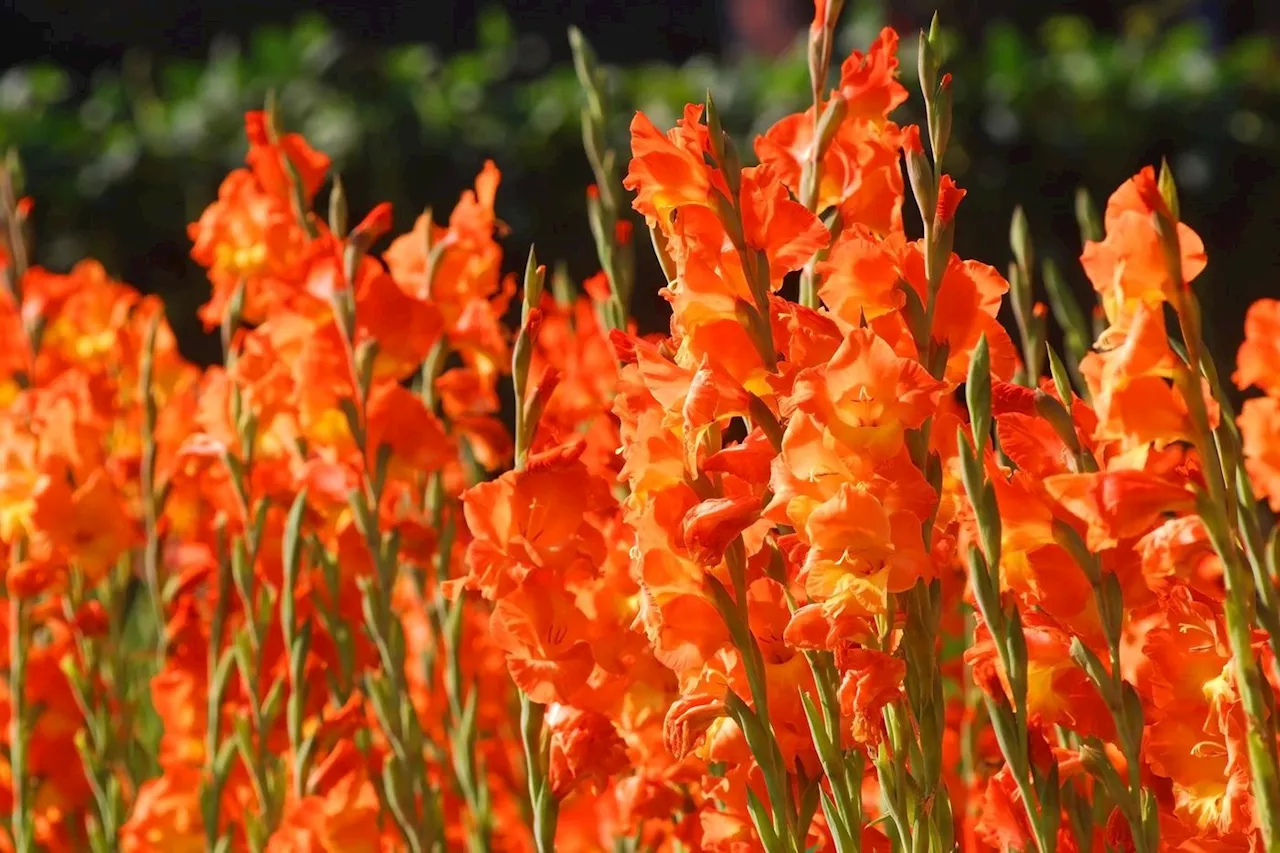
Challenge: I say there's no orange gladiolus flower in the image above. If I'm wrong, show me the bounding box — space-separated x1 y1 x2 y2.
489 575 597 705
1081 166 1207 323
546 705 631 798
1239 396 1280 511
838 648 905 745
815 226 907 323
967 613 1112 739
1141 585 1256 838
1233 298 1280 397
243 110 331 204
30 467 138 583
1044 469 1197 551
624 105 718 227
120 766 205 853
836 28 910 120
384 161 511 384
461 454 606 599
268 743 383 853
791 327 946 460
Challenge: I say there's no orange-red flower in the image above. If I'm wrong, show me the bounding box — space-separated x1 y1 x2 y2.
1081 166 1207 323
790 327 946 460
120 766 205 853
268 743 383 853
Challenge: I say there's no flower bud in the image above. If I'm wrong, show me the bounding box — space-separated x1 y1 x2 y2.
903 126 935 224
328 174 348 239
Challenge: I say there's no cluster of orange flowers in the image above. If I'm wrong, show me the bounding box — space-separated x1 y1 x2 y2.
1 5 1279 852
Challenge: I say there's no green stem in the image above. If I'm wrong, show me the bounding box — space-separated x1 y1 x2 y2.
1161 223 1280 847
520 693 558 853
140 312 166 669
510 255 558 852
1044 394 1156 853
8 569 30 853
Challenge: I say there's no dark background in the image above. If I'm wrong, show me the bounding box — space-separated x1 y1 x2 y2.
6 1 1278 66
2 0 1279 382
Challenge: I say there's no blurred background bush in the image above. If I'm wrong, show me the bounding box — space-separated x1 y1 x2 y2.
1 0 1278 373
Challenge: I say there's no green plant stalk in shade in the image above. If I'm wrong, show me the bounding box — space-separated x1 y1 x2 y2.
958 337 1061 853
1153 165 1280 850
510 248 562 853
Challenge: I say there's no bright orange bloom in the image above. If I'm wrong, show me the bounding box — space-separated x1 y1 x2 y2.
1137 516 1222 594
1234 298 1280 396
385 161 512 384
790 327 946 460
680 494 760 567
816 226 906 323
837 648 905 745
268 743 383 853
967 613 1112 739
1043 469 1197 551
636 547 732 678
985 468 1104 646
976 763 1082 853
818 233 1017 383
489 572 597 705
911 249 1015 384
120 766 205 853
29 467 138 583
351 249 446 381
188 113 328 329
1141 585 1256 839
1239 396 1280 511
624 105 718 227
836 29 910 120
460 453 607 599
243 110 330 204
757 114 905 236
364 382 453 479
528 295 623 478
546 705 631 798
627 104 832 392
769 411 936 635
1080 299 1218 452
1081 166 1207 323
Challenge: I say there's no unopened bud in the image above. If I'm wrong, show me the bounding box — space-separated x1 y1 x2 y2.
350 202 393 251
814 94 847 161
704 91 726 165
1034 389 1083 458
903 126 935 223
354 339 379 399
917 29 938 98
522 246 545 315
966 334 992 452
1009 206 1032 274
930 74 954 161
1157 158 1180 223
329 175 348 239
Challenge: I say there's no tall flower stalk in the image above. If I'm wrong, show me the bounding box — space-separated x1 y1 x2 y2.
509 249 560 853
1153 167 1280 846
879 22 959 853
1 153 34 853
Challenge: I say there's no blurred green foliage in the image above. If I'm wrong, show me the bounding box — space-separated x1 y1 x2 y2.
2 5 1279 364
